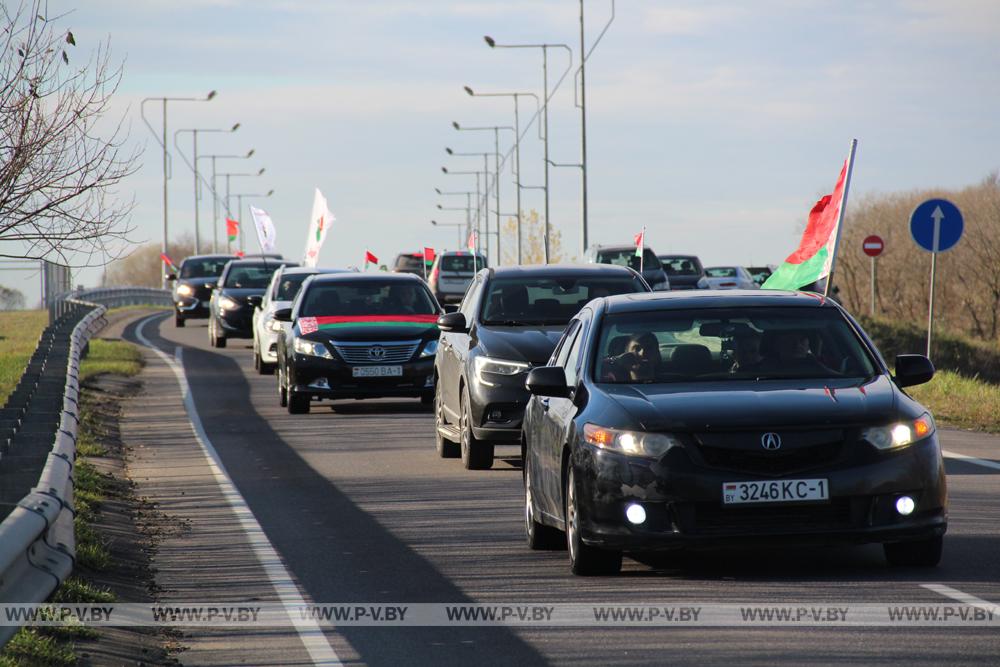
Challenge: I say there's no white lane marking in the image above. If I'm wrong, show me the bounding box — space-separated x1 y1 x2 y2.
942 450 1000 471
135 314 341 667
922 584 1000 614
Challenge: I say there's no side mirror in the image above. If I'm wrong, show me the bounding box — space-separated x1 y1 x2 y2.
273 308 293 322
247 295 263 308
894 354 935 388
442 303 459 314
437 311 467 333
166 273 178 281
526 366 571 398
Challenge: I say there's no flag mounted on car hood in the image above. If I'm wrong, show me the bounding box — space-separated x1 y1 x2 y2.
762 141 857 292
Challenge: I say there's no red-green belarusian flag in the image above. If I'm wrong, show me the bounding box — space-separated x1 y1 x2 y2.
364 250 378 269
762 142 857 292
226 218 239 243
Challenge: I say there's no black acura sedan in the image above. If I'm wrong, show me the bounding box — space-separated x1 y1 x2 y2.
208 258 296 347
435 264 650 470
169 254 234 326
522 290 946 575
274 273 441 414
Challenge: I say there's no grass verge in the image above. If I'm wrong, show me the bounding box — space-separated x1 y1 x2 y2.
0 310 48 406
908 370 1000 433
79 339 142 383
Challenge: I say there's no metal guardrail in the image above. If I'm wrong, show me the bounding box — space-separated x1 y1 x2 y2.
71 287 173 309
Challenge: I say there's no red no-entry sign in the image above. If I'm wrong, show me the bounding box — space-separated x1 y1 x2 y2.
863 235 884 257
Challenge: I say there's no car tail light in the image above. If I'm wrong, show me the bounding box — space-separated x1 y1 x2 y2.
719 282 737 287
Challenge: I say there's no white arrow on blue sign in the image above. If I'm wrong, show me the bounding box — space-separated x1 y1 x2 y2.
910 198 963 253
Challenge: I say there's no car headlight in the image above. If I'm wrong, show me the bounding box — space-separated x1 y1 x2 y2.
218 296 240 311
293 337 332 359
583 423 681 458
861 413 935 450
268 319 284 332
474 356 530 387
176 284 194 297
697 277 709 289
420 339 439 357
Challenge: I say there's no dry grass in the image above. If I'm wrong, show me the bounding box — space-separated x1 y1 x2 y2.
908 370 1000 432
0 310 48 405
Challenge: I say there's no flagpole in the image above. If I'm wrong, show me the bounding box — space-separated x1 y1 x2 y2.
824 138 858 298
639 226 645 274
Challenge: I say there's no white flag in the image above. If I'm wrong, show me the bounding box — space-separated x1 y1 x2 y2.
303 188 335 267
249 206 277 253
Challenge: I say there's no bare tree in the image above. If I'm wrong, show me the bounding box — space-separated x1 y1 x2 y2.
500 210 571 266
102 234 197 288
0 0 139 267
0 285 26 310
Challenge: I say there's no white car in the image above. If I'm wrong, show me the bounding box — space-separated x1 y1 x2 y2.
252 266 348 374
703 266 759 290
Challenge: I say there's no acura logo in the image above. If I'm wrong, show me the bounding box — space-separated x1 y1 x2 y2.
761 432 782 450
368 345 386 361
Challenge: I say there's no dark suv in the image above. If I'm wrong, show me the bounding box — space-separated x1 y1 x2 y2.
169 254 234 326
658 254 709 290
208 259 296 347
434 264 650 470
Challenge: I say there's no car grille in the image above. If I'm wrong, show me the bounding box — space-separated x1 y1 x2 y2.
693 499 853 535
332 340 421 364
698 442 842 476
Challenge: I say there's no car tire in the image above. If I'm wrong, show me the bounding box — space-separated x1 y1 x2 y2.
175 313 185 327
420 392 433 405
460 385 493 470
288 391 310 415
278 364 288 407
883 536 943 567
525 451 565 550
210 318 227 348
565 466 622 576
435 380 459 458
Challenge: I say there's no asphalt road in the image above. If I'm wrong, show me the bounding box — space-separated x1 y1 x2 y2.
124 313 1000 666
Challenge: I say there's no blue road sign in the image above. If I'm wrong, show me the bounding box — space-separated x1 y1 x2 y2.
910 198 963 253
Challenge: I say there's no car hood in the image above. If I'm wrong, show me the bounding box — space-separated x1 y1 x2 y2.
295 314 439 341
601 375 898 432
476 324 565 365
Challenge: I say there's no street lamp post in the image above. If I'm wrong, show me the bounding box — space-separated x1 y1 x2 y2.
174 123 240 254
464 87 539 265
430 220 464 247
219 168 266 252
140 90 217 287
452 122 513 266
197 149 255 252
230 190 275 254
441 166 487 255
484 37 573 264
445 148 499 261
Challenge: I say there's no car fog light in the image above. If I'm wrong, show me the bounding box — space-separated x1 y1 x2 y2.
308 377 330 389
625 503 647 525
895 496 916 516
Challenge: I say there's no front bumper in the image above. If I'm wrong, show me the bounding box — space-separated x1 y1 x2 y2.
571 435 947 551
468 372 530 443
217 307 254 338
288 355 435 400
175 298 209 318
258 329 279 363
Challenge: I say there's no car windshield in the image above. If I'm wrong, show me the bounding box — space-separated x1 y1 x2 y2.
596 248 662 272
299 281 437 317
440 255 486 273
224 265 278 288
706 267 738 278
481 276 646 326
661 257 702 276
748 267 773 285
594 307 877 384
273 273 313 301
395 255 425 271
180 258 231 279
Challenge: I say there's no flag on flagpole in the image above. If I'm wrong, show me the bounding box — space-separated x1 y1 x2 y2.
422 246 435 281
762 141 857 293
226 218 239 243
249 206 277 253
304 188 336 267
364 250 378 270
159 253 177 271
467 231 477 252
634 227 646 273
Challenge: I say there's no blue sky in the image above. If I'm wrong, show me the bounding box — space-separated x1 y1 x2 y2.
4 0 999 301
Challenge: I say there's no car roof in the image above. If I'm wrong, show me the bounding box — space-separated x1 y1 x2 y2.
437 250 485 257
226 259 297 269
602 290 836 314
659 254 700 260
278 266 348 276
307 272 425 284
706 265 741 270
487 263 640 279
593 245 648 252
181 254 236 263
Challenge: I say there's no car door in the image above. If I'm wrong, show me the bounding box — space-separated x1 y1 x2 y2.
441 275 481 422
532 318 583 521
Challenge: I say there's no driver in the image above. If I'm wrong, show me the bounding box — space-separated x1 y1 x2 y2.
730 331 764 374
604 332 662 382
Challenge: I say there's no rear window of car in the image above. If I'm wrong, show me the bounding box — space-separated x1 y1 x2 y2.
273 273 313 301
181 258 231 279
299 281 437 317
661 257 703 276
596 249 662 271
395 254 425 271
480 276 647 326
223 265 279 288
594 307 876 384
706 267 738 278
441 255 486 273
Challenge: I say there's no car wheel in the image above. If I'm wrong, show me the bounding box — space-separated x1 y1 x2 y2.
884 536 943 567
460 385 493 470
278 364 288 407
175 313 185 327
565 466 622 575
208 319 216 347
288 391 311 414
525 451 565 550
435 380 459 458
210 318 227 348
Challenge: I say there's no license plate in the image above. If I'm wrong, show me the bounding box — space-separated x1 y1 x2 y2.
351 365 402 378
722 479 828 505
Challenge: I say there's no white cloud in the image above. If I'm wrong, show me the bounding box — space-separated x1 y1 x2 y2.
641 5 747 35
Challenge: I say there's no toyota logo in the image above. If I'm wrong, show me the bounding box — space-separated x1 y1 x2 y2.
761 432 782 450
368 345 386 361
